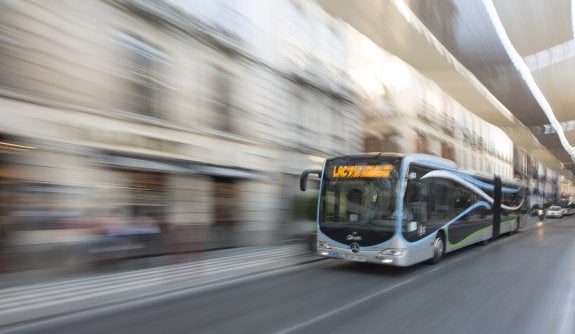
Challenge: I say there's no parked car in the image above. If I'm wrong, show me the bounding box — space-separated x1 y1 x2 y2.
546 206 564 219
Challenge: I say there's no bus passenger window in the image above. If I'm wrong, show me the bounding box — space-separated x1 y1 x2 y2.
405 181 427 223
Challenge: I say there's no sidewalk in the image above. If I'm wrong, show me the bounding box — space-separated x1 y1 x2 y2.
0 243 321 328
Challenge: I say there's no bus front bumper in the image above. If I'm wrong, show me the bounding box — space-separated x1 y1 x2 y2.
317 247 417 267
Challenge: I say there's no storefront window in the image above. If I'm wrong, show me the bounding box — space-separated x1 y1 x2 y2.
123 171 166 223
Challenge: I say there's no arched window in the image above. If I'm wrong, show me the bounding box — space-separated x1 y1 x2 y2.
416 133 428 153
364 136 380 152
441 142 455 160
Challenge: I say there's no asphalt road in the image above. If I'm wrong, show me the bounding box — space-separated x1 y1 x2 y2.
4 216 575 334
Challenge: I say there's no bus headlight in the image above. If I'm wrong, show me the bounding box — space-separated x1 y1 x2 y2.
318 241 332 249
377 248 407 257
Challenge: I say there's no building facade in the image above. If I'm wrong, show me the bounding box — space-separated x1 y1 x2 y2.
0 0 363 259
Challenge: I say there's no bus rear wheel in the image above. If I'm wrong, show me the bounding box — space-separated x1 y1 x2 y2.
427 234 444 265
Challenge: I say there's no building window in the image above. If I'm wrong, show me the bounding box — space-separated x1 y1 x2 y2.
212 178 238 247
383 135 399 153
0 32 20 93
121 33 165 119
211 65 235 133
416 133 428 153
366 135 399 153
107 171 166 228
364 136 380 152
441 142 455 160
291 85 308 148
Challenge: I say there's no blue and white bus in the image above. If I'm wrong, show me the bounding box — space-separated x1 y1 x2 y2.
300 153 528 266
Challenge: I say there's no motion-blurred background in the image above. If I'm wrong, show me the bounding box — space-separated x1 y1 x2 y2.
0 0 573 274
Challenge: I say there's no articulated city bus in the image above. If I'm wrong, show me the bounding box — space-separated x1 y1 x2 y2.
300 153 528 266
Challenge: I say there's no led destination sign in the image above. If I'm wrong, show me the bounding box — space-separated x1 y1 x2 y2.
331 164 394 178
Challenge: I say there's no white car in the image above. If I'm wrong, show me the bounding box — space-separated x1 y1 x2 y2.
546 206 564 219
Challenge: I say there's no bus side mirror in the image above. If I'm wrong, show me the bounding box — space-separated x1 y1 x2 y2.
300 169 321 191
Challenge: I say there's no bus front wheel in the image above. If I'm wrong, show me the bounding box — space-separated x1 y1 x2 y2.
427 234 444 265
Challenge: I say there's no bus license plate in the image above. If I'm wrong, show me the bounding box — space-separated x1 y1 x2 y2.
342 253 366 262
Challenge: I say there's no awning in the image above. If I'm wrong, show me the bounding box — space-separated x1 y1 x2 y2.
93 151 266 180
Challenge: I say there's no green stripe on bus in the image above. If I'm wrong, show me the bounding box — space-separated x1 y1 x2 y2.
447 219 516 247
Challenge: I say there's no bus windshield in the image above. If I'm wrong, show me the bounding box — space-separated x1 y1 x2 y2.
319 157 401 245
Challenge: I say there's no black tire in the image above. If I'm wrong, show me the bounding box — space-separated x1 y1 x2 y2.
427 233 444 265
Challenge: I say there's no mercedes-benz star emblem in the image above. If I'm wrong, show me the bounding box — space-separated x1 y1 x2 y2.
350 242 360 253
